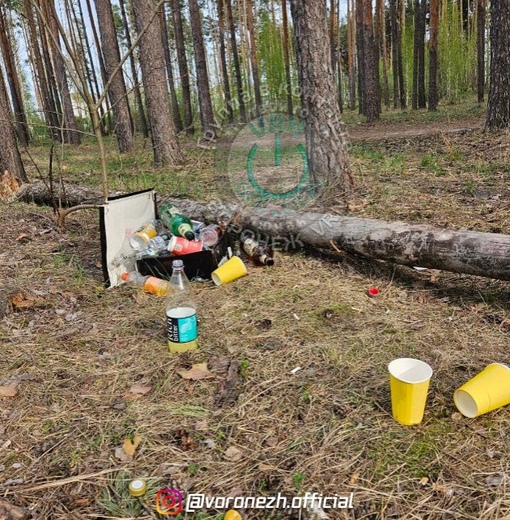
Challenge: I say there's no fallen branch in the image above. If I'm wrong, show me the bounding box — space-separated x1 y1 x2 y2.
8 467 123 494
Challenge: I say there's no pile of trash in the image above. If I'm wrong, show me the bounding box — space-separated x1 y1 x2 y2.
111 202 273 292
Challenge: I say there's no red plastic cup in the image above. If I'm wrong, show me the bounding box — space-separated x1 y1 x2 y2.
167 236 204 255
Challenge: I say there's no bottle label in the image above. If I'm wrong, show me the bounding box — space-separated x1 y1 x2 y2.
166 307 198 343
242 238 257 256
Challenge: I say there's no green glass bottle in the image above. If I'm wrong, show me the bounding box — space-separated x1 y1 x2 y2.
159 203 195 241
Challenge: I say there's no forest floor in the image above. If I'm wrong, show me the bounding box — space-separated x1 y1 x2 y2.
2 98 510 520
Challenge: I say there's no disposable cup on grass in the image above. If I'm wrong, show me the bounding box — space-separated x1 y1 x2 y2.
388 358 433 425
454 363 510 418
211 256 247 286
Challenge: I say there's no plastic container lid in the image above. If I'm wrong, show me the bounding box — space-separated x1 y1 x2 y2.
128 479 147 497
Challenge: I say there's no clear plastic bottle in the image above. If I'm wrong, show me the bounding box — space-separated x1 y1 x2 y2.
165 259 198 352
241 237 275 266
144 233 171 256
121 271 171 296
159 203 195 241
198 224 222 248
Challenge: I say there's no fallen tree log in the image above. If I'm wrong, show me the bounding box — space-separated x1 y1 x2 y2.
14 183 510 281
168 198 510 282
16 181 122 207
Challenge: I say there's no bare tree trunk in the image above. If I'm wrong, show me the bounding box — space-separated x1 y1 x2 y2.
225 0 247 122
347 0 356 110
84 0 113 134
76 0 108 136
0 68 27 182
24 0 60 140
356 0 380 122
282 0 294 116
170 0 194 134
217 0 235 124
95 0 134 152
375 0 390 108
390 0 400 108
486 0 510 128
245 0 263 118
188 0 216 136
0 6 30 146
290 0 352 197
160 5 183 133
477 0 486 103
45 0 81 145
133 0 184 165
428 0 439 111
337 0 343 112
412 0 426 109
119 0 149 138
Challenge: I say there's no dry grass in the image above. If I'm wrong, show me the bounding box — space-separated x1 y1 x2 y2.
1 119 510 520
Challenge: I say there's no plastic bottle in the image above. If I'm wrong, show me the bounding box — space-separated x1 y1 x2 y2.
165 259 198 352
144 234 171 255
159 203 195 241
241 237 275 266
121 271 170 297
198 224 222 248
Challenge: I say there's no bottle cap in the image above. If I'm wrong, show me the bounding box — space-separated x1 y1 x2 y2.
121 272 128 281
172 259 184 269
128 478 147 497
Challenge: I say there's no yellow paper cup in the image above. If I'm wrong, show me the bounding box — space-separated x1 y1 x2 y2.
454 363 510 418
211 256 247 286
388 358 433 425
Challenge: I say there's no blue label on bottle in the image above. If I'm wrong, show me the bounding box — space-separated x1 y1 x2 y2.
166 307 198 343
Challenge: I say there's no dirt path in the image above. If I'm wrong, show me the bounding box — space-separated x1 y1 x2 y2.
346 116 485 141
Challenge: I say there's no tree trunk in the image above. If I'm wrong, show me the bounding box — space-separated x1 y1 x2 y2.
84 0 113 134
78 0 108 136
160 5 183 133
428 0 439 111
225 0 247 123
355 0 365 114
281 0 293 116
217 0 235 124
412 0 427 110
375 0 390 108
119 0 149 138
0 6 30 147
390 0 399 108
417 0 427 109
170 0 194 134
95 0 134 152
245 0 263 118
188 0 216 137
397 0 406 109
133 0 183 165
486 0 510 129
0 68 27 182
24 0 60 140
476 0 486 103
290 0 352 196
347 0 356 110
45 0 81 145
356 0 380 122
330 0 337 87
